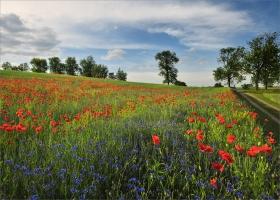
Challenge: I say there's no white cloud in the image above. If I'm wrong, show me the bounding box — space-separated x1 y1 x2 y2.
1 1 253 51
101 49 125 61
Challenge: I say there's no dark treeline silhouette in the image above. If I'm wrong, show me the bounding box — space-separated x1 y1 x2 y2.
1 55 127 81
213 32 280 89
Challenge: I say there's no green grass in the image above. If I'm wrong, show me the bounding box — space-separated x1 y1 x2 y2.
0 70 279 199
238 88 280 110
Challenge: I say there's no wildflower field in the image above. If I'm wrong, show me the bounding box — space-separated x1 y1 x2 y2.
0 71 279 199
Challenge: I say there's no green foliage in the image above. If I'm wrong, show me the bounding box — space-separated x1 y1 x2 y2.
92 64 108 78
108 72 116 79
30 58 48 73
246 32 280 90
174 80 186 86
213 47 245 87
1 62 12 70
80 56 95 77
116 68 127 81
155 50 179 85
241 83 253 90
65 57 79 75
17 63 29 71
214 82 223 87
48 57 64 74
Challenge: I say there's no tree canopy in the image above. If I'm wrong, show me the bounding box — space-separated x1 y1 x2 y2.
30 58 48 73
155 50 179 85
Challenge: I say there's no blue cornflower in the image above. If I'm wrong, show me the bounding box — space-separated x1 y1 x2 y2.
70 187 79 194
235 191 243 199
30 194 39 200
226 182 234 193
71 145 78 151
128 177 138 183
4 159 13 165
58 168 67 179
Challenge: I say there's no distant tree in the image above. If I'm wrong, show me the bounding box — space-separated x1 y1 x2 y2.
80 56 95 77
260 33 280 89
174 80 187 86
116 68 127 81
49 57 64 74
17 63 29 71
155 50 179 85
1 62 12 70
92 64 108 78
214 82 224 87
30 58 48 73
245 33 280 89
213 47 245 87
65 57 79 75
108 72 115 79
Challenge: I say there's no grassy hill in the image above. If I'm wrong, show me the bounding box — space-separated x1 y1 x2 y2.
0 70 279 199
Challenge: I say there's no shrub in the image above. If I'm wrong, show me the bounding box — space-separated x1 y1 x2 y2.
214 82 223 87
174 80 187 86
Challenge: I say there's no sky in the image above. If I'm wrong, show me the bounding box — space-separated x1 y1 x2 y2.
0 0 279 86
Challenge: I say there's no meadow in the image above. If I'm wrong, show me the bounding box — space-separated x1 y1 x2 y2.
0 71 279 199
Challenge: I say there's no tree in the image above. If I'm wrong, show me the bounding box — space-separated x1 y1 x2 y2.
245 36 264 90
80 56 95 77
261 32 280 89
65 57 79 75
30 58 48 73
155 50 179 85
108 72 115 79
1 62 12 70
92 64 108 78
245 32 280 89
17 63 29 71
213 47 245 87
174 80 187 86
49 57 64 74
116 68 127 81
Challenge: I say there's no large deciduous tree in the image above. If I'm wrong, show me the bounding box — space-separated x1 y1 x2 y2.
49 57 64 74
116 68 127 81
92 64 108 78
65 57 79 75
155 50 179 85
1 62 12 70
30 58 48 73
80 56 95 77
213 47 245 87
245 32 280 90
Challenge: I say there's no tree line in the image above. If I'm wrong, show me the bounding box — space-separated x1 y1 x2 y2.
213 32 280 89
1 56 127 81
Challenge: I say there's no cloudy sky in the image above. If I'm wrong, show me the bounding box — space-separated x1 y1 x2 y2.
0 0 279 85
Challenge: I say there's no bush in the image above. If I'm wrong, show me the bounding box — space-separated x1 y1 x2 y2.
174 80 187 86
214 82 223 87
241 84 253 90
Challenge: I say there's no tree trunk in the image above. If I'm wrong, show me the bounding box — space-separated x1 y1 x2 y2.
255 81 259 90
265 81 268 90
227 77 231 87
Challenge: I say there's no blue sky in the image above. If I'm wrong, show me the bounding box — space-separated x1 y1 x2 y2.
0 0 279 85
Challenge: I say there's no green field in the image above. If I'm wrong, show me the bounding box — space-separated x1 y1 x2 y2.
239 88 280 111
0 71 279 199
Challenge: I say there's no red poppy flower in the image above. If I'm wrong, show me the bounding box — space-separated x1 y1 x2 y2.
152 134 160 145
218 150 234 165
198 143 213 153
210 177 218 188
185 129 193 135
196 133 204 141
211 162 224 172
234 144 244 152
226 124 233 128
247 144 272 157
35 126 43 134
227 134 236 144
267 136 276 145
198 116 206 123
15 123 27 132
187 117 195 123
